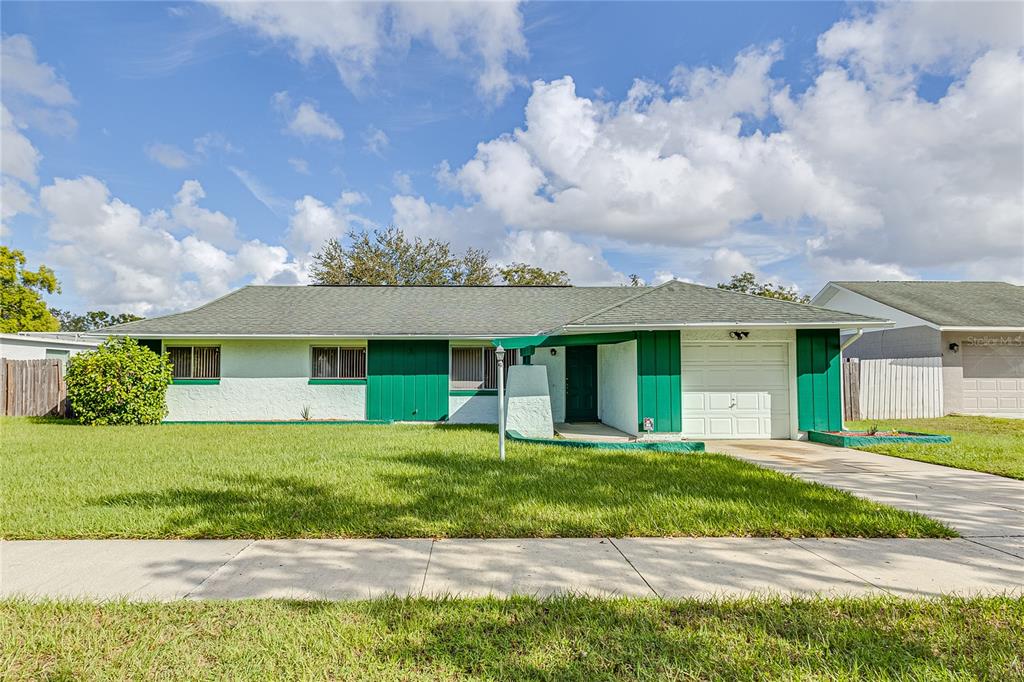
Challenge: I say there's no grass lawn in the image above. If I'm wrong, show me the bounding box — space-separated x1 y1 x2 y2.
847 416 1024 480
3 596 1021 680
0 419 952 539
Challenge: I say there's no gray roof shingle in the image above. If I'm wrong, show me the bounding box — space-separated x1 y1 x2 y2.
105 282 886 337
830 281 1024 328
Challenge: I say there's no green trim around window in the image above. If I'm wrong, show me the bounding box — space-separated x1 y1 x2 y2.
449 389 497 397
172 378 220 385
308 378 367 385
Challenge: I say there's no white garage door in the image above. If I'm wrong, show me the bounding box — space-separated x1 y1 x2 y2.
962 343 1024 415
681 343 791 439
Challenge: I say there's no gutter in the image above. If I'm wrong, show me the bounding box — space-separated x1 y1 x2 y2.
840 328 864 351
558 321 893 331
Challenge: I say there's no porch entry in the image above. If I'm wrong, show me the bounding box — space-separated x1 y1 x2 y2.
565 344 598 422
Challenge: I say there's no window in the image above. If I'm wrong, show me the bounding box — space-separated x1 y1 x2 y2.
450 346 518 391
311 347 366 379
167 346 220 379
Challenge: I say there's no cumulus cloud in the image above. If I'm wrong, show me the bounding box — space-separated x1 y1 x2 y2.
437 2 1022 283
145 142 194 169
272 91 343 141
213 1 527 103
364 125 389 156
288 158 310 175
39 176 307 314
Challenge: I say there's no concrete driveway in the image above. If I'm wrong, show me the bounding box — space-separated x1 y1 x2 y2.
710 439 1024 543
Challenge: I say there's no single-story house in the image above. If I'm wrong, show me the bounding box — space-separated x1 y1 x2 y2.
104 280 888 439
0 332 99 364
811 281 1024 417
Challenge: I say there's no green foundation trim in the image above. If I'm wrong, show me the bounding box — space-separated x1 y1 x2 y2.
161 419 393 426
307 378 367 385
449 389 498 397
808 430 951 447
171 378 220 385
507 430 704 453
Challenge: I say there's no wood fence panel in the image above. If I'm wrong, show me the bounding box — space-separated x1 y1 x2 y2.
842 358 861 421
856 356 943 420
1 359 68 417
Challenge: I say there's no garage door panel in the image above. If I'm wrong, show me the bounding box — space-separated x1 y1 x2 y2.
681 342 791 439
961 344 1024 415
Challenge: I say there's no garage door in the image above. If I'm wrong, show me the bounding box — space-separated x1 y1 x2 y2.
961 343 1024 415
681 343 791 439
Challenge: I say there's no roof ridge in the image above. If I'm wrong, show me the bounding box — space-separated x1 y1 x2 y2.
560 280 674 327
100 286 254 333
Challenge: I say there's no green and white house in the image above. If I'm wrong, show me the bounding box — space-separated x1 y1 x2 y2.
105 280 888 439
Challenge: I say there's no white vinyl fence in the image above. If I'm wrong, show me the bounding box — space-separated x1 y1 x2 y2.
845 356 944 420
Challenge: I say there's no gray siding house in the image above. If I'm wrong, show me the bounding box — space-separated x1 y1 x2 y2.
812 281 1024 417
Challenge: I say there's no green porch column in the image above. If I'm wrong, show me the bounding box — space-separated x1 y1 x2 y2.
635 330 682 433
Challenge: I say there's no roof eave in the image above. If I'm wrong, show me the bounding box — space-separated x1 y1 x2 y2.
936 326 1024 333
558 320 893 332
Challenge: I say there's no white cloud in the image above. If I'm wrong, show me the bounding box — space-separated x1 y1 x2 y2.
193 132 240 156
272 91 343 141
1 178 35 233
810 256 917 282
1 105 41 185
392 171 413 194
228 166 288 214
1 34 74 107
38 176 307 314
696 248 757 285
145 142 194 169
364 125 389 156
213 1 527 103
288 158 310 175
499 230 625 286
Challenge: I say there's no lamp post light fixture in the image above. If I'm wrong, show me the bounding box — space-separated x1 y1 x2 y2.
495 344 506 462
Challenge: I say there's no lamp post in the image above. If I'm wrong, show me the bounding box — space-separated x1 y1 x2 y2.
495 344 506 462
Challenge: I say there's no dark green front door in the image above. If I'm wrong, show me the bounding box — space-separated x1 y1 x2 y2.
565 345 598 422
367 340 449 421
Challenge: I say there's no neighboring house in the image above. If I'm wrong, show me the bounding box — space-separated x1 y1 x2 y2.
103 280 887 439
0 332 100 365
812 281 1024 417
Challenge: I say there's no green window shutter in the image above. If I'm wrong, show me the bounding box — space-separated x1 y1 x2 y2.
367 340 448 421
636 330 681 433
796 329 842 432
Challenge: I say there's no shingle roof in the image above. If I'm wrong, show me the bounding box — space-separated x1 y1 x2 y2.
105 282 886 338
829 281 1024 328
566 280 883 327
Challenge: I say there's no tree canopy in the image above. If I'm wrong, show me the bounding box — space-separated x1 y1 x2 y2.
717 272 810 303
51 309 144 332
310 228 570 286
0 247 61 332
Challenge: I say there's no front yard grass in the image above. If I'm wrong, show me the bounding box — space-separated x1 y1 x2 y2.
3 596 1021 680
0 419 952 539
847 416 1024 480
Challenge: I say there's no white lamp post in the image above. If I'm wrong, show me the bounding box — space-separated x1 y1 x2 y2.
495 344 506 462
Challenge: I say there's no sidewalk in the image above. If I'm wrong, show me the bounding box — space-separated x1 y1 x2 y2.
3 536 1021 601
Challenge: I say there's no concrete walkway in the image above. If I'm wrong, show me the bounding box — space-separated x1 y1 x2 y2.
710 440 1024 538
2 537 1021 601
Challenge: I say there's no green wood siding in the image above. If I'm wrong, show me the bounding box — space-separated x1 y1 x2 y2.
366 340 449 421
636 330 681 433
796 329 842 432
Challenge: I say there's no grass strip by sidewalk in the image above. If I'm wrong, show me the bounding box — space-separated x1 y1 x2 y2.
847 416 1024 480
3 596 1022 680
1 419 952 538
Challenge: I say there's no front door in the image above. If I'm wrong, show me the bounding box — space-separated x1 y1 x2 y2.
565 345 598 422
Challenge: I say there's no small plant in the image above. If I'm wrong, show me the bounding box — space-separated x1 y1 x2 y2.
300 405 312 421
65 337 172 425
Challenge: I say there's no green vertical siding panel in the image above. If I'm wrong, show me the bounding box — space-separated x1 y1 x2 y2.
367 340 447 421
796 329 842 433
636 330 681 433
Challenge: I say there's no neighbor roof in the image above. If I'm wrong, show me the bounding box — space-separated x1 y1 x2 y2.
827 281 1024 328
105 282 886 338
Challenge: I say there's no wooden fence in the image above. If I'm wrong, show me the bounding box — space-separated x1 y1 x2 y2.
842 356 944 421
0 359 68 417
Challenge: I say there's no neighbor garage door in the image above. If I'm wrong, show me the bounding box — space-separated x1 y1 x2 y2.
681 343 791 439
961 343 1024 416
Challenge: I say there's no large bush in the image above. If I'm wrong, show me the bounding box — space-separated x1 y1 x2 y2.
65 337 172 425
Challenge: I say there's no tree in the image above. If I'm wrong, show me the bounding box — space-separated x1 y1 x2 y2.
65 337 173 425
51 309 144 332
310 227 570 286
497 263 569 286
0 246 61 332
717 272 810 303
627 274 645 287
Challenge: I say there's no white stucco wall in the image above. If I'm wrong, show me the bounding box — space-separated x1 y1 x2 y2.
531 347 566 422
504 364 554 438
0 334 98 361
598 340 639 435
163 339 367 421
448 394 498 423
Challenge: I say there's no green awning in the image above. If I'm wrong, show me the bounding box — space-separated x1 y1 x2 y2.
491 335 548 350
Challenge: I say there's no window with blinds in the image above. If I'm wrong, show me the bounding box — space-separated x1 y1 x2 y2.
450 346 518 390
311 347 366 379
167 346 220 379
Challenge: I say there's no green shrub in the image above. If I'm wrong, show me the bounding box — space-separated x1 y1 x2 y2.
65 337 172 425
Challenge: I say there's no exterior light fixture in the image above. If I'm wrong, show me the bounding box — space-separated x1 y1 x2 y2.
550 348 557 356
948 342 959 353
729 331 750 340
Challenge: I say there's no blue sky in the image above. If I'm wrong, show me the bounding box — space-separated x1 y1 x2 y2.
2 1 1022 315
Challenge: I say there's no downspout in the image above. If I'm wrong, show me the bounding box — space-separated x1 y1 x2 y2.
841 328 864 351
